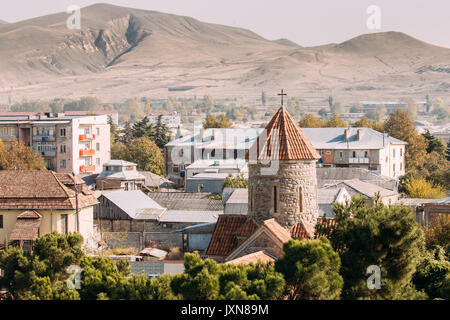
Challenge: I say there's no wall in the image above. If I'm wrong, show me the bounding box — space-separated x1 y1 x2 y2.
185 178 224 194
249 160 318 227
102 231 183 250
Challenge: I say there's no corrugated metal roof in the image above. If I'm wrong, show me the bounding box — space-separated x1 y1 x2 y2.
251 106 321 161
159 210 219 223
103 190 166 219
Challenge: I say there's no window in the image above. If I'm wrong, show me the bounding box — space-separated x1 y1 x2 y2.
352 151 356 158
234 149 238 159
0 215 3 228
197 184 204 192
393 149 396 158
96 143 100 151
84 128 89 134
96 158 100 166
211 149 215 158
400 163 403 171
325 151 331 155
364 151 368 158
96 128 100 136
60 214 68 234
60 128 66 137
273 186 278 213
60 160 66 169
60 144 66 153
400 148 403 157
173 166 179 173
339 151 343 159
393 163 396 173
298 187 303 212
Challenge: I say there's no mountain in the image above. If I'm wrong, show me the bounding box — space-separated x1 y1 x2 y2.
0 3 449 105
0 20 7 24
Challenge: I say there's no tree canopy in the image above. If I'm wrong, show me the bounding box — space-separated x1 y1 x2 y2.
0 140 46 170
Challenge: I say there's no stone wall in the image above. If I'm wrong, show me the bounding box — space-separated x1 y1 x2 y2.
102 231 183 250
249 160 318 228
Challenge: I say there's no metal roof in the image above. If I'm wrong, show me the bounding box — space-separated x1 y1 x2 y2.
103 190 166 219
159 210 220 223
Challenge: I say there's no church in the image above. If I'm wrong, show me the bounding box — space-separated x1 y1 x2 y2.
206 101 328 263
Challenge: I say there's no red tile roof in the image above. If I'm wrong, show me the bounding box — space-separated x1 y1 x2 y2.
249 106 321 161
0 170 98 209
314 217 337 238
206 215 258 257
262 218 292 243
290 220 315 239
225 250 276 265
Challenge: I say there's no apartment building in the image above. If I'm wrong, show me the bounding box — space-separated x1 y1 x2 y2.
0 112 110 174
164 127 406 181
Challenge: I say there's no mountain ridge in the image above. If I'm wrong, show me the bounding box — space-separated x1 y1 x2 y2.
0 3 449 104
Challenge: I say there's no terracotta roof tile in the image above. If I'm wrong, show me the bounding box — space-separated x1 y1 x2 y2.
0 170 98 209
314 217 337 238
206 215 258 256
263 218 292 243
290 220 315 239
248 106 320 161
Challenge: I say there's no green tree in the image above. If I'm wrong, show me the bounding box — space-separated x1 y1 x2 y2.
325 114 347 128
404 177 446 199
203 114 233 129
352 117 384 132
0 140 46 170
318 108 328 119
276 237 343 300
222 173 248 191
330 196 426 299
154 115 171 149
125 137 165 175
384 110 428 169
422 131 446 156
111 142 128 160
132 116 155 139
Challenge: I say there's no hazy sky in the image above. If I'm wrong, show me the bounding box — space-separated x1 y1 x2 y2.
1 0 449 48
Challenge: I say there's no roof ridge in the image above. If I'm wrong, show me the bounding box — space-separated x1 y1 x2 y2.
50 170 72 199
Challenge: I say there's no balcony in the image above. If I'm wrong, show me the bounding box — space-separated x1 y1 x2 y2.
80 149 95 156
33 135 55 142
80 165 95 173
349 157 370 164
79 134 96 141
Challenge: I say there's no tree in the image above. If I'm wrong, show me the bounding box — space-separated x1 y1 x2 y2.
154 115 171 149
298 114 324 128
120 121 134 145
324 114 347 128
329 196 426 299
132 116 155 139
404 177 446 199
110 142 128 160
383 110 428 169
222 173 248 191
276 237 343 300
125 137 165 175
352 117 384 132
422 214 450 253
422 131 447 157
413 246 450 299
0 140 46 170
318 108 328 119
203 114 233 129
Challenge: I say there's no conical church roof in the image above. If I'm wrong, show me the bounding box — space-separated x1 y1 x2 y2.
250 106 321 161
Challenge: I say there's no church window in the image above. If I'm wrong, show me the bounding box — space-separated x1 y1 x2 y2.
273 185 278 213
298 187 303 212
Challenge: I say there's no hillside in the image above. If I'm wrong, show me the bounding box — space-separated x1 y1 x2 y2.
0 3 449 105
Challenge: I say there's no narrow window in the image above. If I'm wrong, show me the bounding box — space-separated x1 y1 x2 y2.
273 186 278 213
352 151 356 158
298 187 303 212
60 214 68 234
0 215 3 228
393 163 396 173
96 143 100 151
60 160 66 169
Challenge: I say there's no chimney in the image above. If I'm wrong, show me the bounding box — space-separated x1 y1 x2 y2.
357 129 364 140
344 128 351 140
201 128 206 141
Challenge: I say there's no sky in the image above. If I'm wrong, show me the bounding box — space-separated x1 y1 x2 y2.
1 0 449 48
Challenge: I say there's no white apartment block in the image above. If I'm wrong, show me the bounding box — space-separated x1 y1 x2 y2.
0 112 111 175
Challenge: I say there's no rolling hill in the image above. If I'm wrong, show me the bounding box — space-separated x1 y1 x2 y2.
0 3 449 105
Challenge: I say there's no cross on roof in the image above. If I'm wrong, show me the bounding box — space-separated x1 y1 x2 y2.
278 89 287 106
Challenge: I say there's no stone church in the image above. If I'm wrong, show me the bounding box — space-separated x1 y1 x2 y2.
206 104 323 263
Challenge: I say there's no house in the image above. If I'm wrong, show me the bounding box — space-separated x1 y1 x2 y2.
173 222 217 253
96 160 145 190
321 179 398 206
318 187 351 218
0 170 98 251
147 112 181 128
222 188 249 215
415 197 450 226
302 127 407 179
165 126 407 181
0 112 111 174
94 190 221 250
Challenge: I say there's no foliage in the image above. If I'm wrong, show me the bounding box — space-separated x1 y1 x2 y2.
0 140 46 170
352 117 384 132
423 214 450 255
170 252 285 300
384 110 428 169
222 173 248 191
299 114 324 128
330 196 426 299
325 114 347 128
404 177 446 199
275 237 343 299
125 137 165 175
422 131 447 157
203 114 233 129
413 246 450 299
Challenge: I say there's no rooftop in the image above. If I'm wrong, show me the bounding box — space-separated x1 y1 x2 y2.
147 192 223 211
102 190 166 219
225 250 276 265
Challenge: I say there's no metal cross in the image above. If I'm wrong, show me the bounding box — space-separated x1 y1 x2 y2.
278 89 287 106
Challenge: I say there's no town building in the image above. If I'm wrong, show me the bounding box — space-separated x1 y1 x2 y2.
0 112 111 174
62 110 119 125
164 127 406 181
0 171 98 251
96 160 145 191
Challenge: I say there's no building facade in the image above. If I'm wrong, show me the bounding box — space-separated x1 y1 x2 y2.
0 112 111 174
147 112 181 128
